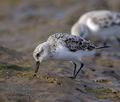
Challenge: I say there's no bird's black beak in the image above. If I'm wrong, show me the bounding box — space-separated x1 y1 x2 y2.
33 61 40 77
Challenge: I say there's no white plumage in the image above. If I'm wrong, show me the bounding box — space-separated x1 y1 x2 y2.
71 10 120 44
33 33 109 79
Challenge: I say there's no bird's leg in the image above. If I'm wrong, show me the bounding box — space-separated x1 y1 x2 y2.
33 61 40 77
72 63 84 79
68 62 77 78
73 62 77 76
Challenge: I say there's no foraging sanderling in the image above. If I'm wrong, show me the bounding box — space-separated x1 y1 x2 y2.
71 10 120 45
33 33 109 79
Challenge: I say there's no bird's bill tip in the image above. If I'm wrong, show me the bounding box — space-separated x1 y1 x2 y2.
33 61 40 77
33 73 37 77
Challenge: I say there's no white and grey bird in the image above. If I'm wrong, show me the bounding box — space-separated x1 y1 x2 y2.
71 10 120 45
33 33 109 79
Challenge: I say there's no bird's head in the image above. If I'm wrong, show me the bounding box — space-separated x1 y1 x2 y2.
33 42 50 62
71 22 89 38
33 42 49 76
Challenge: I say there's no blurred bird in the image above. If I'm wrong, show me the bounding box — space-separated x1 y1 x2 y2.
71 10 120 45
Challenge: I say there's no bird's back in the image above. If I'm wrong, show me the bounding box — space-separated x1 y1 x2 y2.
73 10 120 38
47 33 96 52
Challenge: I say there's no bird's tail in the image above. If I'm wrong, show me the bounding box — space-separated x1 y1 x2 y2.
95 45 111 49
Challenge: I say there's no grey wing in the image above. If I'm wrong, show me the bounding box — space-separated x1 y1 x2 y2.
91 11 120 28
47 33 96 52
63 36 96 52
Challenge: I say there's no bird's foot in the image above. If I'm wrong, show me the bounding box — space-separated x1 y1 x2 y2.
68 76 75 79
33 73 37 78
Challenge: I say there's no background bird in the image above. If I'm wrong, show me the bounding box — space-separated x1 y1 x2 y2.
71 10 120 45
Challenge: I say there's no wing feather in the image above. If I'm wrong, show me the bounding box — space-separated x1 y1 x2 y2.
91 12 120 29
47 33 96 52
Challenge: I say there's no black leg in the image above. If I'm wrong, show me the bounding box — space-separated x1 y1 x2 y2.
33 61 40 77
73 62 77 76
72 63 84 79
68 62 77 79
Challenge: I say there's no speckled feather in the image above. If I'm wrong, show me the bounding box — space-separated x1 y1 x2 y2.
71 10 120 39
47 33 96 52
90 12 120 29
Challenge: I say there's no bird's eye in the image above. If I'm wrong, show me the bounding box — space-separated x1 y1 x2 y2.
35 49 44 59
36 53 40 59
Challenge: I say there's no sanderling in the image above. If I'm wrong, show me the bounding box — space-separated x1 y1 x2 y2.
33 33 109 79
71 10 120 45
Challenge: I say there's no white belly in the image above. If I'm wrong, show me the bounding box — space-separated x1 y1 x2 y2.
51 45 95 61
